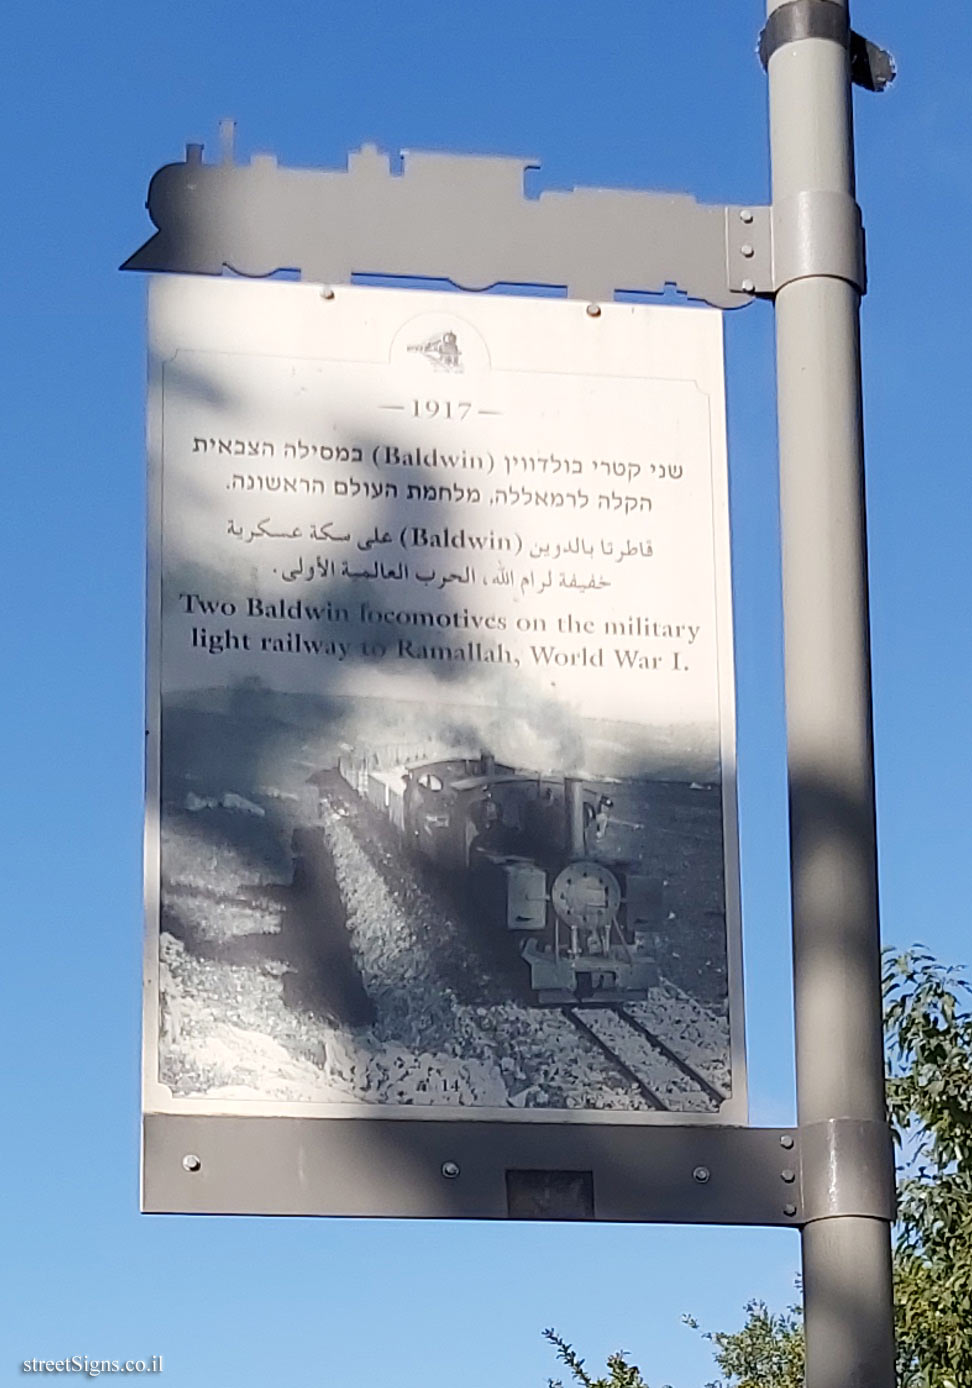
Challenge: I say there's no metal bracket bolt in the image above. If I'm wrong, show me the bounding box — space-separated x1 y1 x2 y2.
182 1154 201 1173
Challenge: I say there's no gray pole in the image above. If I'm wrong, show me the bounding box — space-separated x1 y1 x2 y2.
764 1 896 1383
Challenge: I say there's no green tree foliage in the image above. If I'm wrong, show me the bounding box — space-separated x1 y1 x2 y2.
884 948 972 1385
544 1329 652 1388
685 1304 804 1388
545 948 972 1387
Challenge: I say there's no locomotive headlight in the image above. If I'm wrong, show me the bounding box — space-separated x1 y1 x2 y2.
550 862 622 931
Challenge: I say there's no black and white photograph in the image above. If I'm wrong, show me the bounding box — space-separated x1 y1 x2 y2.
158 690 735 1115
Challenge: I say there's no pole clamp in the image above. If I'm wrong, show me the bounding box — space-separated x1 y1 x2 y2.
726 190 866 296
758 1 896 92
773 188 866 293
799 1119 896 1224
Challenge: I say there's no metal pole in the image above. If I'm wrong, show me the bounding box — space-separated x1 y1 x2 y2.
764 2 896 1383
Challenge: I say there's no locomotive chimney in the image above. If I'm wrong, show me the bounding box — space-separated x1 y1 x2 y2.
564 777 586 859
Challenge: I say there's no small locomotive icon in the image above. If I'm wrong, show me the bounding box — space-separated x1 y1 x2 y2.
407 330 462 371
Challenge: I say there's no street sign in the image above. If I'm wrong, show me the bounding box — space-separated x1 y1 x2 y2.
133 2 903 1359
144 274 747 1215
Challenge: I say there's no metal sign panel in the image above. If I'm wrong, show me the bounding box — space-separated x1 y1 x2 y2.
144 275 745 1215
121 140 769 306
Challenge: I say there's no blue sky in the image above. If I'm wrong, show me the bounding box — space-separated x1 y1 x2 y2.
2 2 969 1384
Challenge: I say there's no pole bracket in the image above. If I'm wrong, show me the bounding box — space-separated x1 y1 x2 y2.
758 1 896 93
121 134 864 304
799 1119 896 1224
772 189 866 293
727 191 866 295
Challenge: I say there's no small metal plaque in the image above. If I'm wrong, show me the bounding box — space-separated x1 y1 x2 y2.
506 1170 596 1221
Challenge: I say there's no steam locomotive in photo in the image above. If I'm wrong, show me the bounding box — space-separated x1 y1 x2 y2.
334 749 663 1005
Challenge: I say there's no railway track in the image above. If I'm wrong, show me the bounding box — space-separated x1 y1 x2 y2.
316 770 730 1113
562 1004 726 1112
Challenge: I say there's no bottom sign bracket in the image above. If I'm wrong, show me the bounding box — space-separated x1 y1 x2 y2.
144 1115 804 1226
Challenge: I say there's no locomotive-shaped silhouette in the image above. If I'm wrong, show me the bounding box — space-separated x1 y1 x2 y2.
336 749 663 1004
